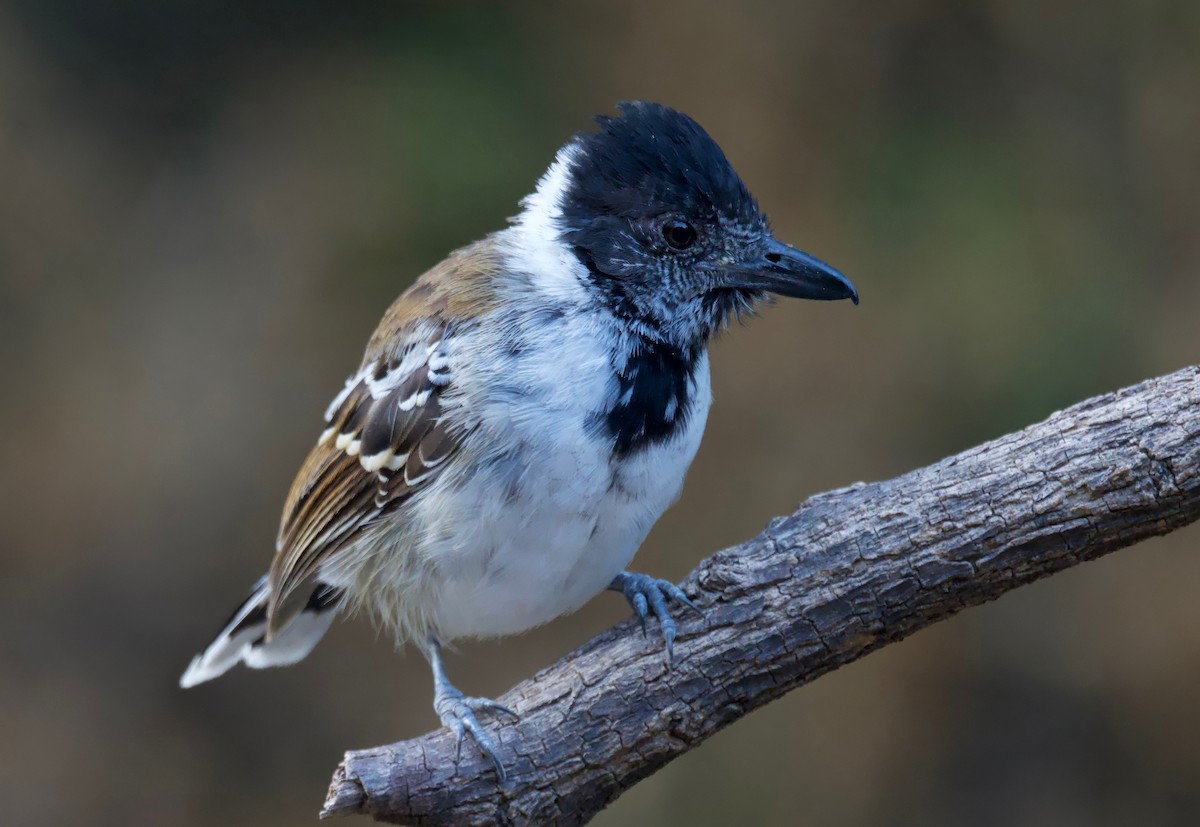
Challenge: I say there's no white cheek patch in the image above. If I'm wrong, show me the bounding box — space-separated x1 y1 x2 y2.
518 142 578 239
504 142 590 305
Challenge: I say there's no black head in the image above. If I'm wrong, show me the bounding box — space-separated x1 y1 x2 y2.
548 101 857 348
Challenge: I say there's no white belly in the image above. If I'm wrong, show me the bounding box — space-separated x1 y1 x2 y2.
430 468 666 640
420 353 712 641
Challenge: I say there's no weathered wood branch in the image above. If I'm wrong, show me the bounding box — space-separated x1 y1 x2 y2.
323 365 1200 825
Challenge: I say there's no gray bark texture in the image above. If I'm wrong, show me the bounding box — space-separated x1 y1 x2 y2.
322 365 1200 826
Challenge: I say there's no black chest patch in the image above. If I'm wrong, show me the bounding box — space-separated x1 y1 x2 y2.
605 338 698 457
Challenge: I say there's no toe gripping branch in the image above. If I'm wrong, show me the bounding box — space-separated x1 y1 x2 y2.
427 637 519 780
421 573 703 782
609 571 704 664
433 684 518 781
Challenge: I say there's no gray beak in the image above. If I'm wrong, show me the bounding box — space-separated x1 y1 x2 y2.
725 237 859 304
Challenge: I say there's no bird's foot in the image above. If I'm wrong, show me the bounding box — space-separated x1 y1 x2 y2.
433 682 519 781
610 571 704 665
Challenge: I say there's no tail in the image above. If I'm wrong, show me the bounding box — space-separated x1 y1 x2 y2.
180 576 345 688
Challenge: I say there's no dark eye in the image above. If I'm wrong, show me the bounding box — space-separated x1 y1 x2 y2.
662 219 697 250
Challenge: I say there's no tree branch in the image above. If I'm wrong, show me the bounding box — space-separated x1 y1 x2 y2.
322 365 1200 825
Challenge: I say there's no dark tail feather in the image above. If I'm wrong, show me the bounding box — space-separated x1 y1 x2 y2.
180 577 344 688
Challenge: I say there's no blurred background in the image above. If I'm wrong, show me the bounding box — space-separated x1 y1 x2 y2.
2 1 1199 825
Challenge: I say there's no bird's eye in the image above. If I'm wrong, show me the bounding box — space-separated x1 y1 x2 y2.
662 219 697 250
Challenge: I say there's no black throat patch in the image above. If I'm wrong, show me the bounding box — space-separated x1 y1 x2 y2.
605 336 698 457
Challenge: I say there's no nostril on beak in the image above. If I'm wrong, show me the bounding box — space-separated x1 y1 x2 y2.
764 252 782 264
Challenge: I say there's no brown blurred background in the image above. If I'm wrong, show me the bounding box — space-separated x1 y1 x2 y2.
2 1 1199 825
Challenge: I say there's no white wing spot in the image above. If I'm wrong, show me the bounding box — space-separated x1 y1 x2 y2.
325 364 373 421
360 451 393 473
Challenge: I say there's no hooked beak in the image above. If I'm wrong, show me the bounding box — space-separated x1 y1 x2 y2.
725 238 858 305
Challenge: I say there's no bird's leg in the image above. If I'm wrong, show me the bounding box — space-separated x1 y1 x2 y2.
425 636 519 781
608 571 704 665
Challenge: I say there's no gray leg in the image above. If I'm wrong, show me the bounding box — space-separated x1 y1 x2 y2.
609 572 703 665
426 636 519 781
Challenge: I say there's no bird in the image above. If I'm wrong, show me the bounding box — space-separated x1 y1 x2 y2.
180 100 858 778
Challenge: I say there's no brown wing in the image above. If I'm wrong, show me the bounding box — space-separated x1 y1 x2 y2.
265 241 499 637
266 327 458 634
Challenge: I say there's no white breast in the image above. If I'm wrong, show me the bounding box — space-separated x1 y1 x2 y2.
407 312 712 642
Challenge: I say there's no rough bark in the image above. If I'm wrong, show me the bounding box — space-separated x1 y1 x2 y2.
322 365 1200 825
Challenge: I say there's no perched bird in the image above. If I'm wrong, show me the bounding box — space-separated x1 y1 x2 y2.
181 101 858 776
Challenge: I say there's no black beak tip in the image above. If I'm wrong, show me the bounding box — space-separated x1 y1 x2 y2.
831 267 859 305
732 240 861 306
826 271 859 305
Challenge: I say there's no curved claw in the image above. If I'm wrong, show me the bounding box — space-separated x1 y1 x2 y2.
611 572 704 665
662 581 704 617
631 591 650 636
435 691 519 781
467 696 520 721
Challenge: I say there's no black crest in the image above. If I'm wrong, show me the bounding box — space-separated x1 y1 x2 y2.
561 101 759 229
556 103 761 455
